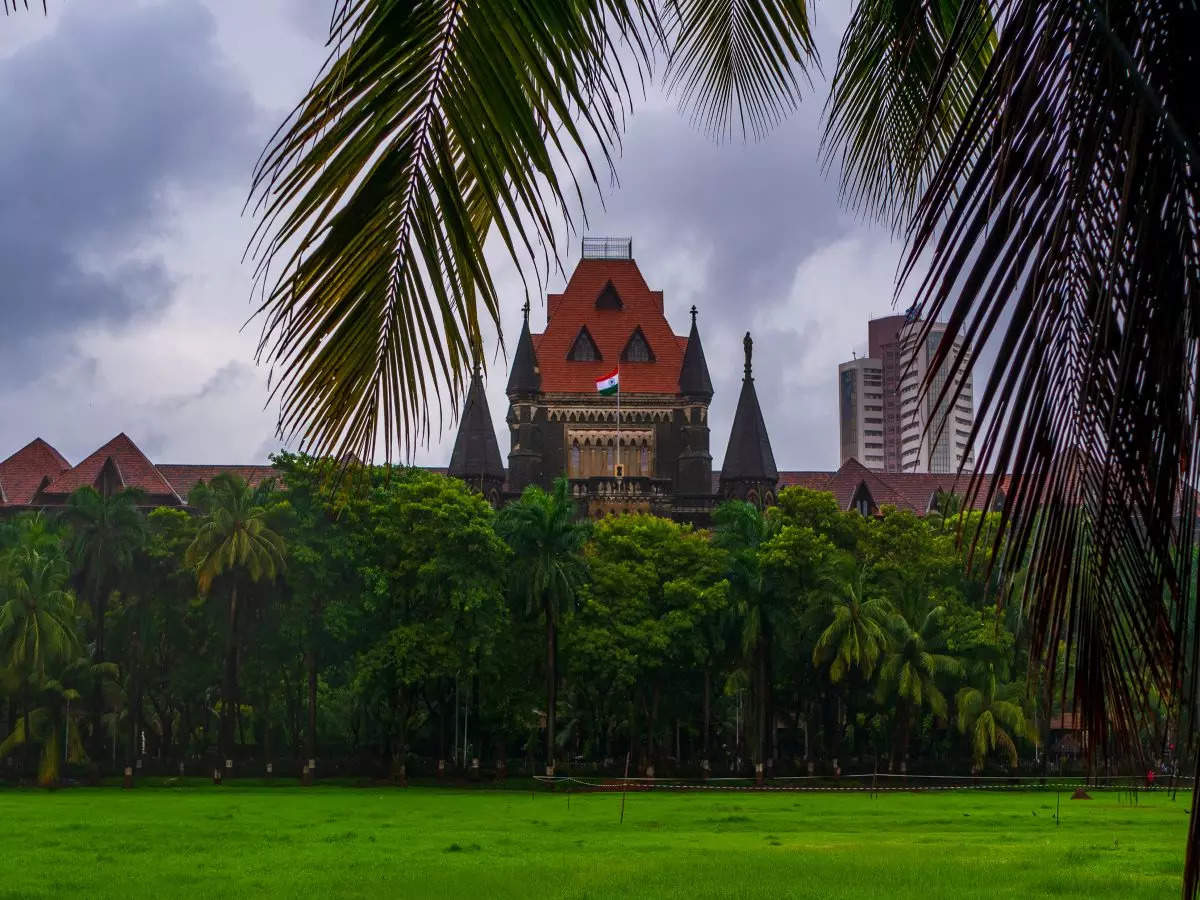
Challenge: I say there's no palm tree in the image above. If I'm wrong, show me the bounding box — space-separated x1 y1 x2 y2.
955 668 1029 773
0 545 79 778
812 564 891 684
712 500 778 772
0 656 120 786
185 474 285 767
874 605 961 773
496 478 588 775
62 486 145 754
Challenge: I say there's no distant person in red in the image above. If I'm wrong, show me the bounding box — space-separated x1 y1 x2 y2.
1146 768 1156 788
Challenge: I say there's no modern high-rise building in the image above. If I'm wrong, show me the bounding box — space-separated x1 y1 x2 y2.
839 315 975 474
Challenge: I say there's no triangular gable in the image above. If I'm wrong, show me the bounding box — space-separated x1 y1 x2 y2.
37 433 181 503
0 438 71 506
94 456 126 498
567 326 603 362
850 480 877 516
621 326 655 363
595 280 623 310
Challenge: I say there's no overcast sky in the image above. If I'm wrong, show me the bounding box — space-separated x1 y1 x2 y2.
0 2 958 472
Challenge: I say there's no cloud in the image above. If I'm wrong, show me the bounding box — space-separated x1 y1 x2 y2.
0 0 257 385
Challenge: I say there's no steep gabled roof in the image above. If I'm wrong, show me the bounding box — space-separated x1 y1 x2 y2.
532 258 686 393
720 334 778 483
0 438 71 506
678 308 713 399
37 433 181 503
448 365 505 483
155 464 279 502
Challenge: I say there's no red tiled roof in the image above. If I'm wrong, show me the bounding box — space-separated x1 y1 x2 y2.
37 433 181 502
532 259 686 394
0 438 70 507
774 460 1010 515
156 464 279 501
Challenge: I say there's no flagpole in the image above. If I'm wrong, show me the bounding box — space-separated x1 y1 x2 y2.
615 360 621 477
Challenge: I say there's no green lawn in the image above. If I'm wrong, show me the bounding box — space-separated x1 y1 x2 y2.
0 783 1187 898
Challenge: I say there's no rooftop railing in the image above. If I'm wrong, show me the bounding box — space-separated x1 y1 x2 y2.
582 236 632 260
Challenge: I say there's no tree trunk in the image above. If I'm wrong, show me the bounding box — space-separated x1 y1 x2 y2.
756 638 768 766
305 593 319 766
90 585 108 760
22 681 33 781
221 582 240 766
545 601 556 775
702 667 711 759
263 688 273 775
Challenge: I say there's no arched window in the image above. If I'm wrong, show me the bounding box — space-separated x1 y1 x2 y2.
639 444 650 475
569 442 581 477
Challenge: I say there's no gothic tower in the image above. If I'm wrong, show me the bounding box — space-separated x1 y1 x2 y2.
675 305 714 500
505 301 543 495
719 332 779 507
447 358 506 505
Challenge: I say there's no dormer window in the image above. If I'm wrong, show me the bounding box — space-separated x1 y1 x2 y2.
621 326 655 363
567 326 602 361
595 280 623 310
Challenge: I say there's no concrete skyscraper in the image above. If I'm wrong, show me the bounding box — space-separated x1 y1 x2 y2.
839 315 975 474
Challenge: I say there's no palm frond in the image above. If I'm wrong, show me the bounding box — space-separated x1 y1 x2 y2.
249 0 817 463
664 0 816 141
3 1 46 14
897 0 1199 788
822 0 995 229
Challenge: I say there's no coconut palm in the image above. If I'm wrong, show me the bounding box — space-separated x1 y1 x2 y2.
496 478 589 775
812 564 891 684
62 486 145 755
712 500 780 769
875 604 961 771
0 545 79 777
62 486 146 663
955 668 1029 772
185 474 285 765
0 657 120 786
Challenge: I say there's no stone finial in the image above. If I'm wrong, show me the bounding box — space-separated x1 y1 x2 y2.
522 298 531 323
743 332 753 380
690 305 698 325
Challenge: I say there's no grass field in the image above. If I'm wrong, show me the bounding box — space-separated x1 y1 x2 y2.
0 782 1188 898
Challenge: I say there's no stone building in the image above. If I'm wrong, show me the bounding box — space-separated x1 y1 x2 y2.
447 239 779 522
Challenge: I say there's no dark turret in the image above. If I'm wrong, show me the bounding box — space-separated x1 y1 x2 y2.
506 299 541 395
675 306 714 503
719 332 778 507
506 301 544 494
678 305 714 400
448 358 506 505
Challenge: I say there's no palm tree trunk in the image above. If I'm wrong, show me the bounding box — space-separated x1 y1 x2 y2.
221 582 240 766
545 600 556 776
305 594 319 766
22 680 33 781
756 637 768 766
702 667 711 760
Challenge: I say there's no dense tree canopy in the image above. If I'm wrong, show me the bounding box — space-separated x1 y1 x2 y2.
0 469 1137 788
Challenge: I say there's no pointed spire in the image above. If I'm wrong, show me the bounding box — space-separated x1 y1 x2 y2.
507 302 541 395
720 331 777 483
449 361 505 484
679 306 713 400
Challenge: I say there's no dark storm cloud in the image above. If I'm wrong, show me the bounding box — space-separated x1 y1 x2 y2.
0 0 257 382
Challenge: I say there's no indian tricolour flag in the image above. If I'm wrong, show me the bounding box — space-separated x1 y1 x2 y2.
595 368 619 396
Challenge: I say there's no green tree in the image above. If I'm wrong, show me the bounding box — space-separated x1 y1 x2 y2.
62 486 145 755
0 544 79 777
875 605 961 772
344 470 508 777
185 474 285 766
812 564 891 684
570 514 727 770
496 479 588 775
955 669 1029 772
